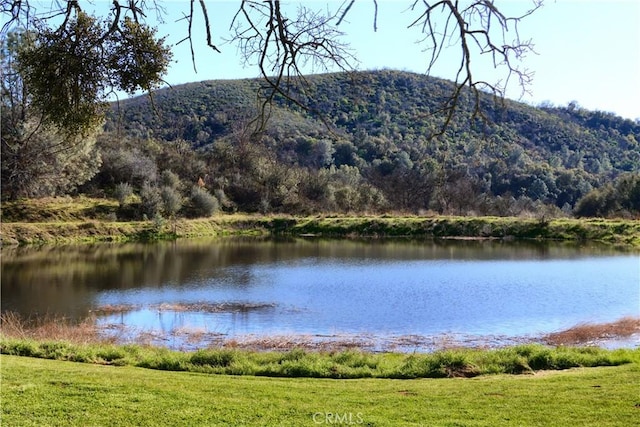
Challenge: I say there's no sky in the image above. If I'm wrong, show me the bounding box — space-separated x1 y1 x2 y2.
25 0 640 119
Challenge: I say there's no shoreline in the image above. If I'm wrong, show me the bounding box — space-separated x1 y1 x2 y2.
3 311 638 354
93 315 640 353
95 326 640 354
2 213 640 247
83 305 640 353
2 317 639 380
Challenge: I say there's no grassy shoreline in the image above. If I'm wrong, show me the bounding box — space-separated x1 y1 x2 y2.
2 313 638 380
2 215 639 247
2 335 639 379
2 212 640 247
2 198 639 424
3 316 640 424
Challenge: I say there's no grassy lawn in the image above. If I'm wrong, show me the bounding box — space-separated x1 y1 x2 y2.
2 354 639 426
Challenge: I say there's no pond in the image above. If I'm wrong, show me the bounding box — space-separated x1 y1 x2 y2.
2 238 638 351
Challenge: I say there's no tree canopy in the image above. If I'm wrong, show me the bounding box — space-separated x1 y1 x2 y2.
1 31 103 199
4 7 172 134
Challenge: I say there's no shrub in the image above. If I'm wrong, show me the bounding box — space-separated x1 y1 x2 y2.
139 182 162 219
160 170 181 190
114 182 133 206
189 186 219 218
160 186 182 217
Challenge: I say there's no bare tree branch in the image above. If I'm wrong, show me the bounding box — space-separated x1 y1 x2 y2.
336 0 355 27
400 0 543 136
2 0 542 138
229 0 357 135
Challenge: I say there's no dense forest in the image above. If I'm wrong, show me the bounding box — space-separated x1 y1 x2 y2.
7 70 640 218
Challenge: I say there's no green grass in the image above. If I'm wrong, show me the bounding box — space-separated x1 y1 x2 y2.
2 338 638 379
3 213 640 247
0 196 119 223
2 354 639 426
2 197 639 246
288 215 640 245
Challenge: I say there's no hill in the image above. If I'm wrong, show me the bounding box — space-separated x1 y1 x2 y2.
96 70 639 216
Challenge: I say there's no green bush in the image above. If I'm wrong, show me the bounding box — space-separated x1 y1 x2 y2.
159 170 181 190
188 186 219 217
114 182 133 206
139 182 162 219
160 185 182 216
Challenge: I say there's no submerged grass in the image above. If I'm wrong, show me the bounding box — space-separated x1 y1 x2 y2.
542 316 640 346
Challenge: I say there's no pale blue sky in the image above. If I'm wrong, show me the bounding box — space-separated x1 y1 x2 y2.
25 1 640 119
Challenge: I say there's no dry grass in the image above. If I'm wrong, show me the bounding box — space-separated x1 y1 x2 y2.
0 311 109 344
86 302 277 317
542 316 640 346
171 326 226 346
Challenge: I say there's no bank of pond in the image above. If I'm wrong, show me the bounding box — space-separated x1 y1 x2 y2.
1 337 638 379
1 213 640 246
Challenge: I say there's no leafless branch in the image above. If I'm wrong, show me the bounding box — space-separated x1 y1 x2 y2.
229 0 357 135
336 0 355 26
2 0 542 138
334 0 541 137
403 0 542 136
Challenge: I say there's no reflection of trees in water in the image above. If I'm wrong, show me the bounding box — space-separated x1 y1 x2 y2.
1 242 255 318
0 238 624 320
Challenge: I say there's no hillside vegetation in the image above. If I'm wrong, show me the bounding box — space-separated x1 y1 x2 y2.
6 70 640 219
99 70 639 217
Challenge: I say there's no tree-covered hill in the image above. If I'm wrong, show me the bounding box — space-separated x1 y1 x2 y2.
95 70 639 217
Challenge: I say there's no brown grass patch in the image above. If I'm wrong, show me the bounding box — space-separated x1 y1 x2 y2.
0 311 111 344
542 317 640 346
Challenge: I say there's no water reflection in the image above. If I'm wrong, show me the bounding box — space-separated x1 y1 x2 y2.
2 237 638 347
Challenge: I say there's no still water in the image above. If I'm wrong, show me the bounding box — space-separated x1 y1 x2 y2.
2 238 638 348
